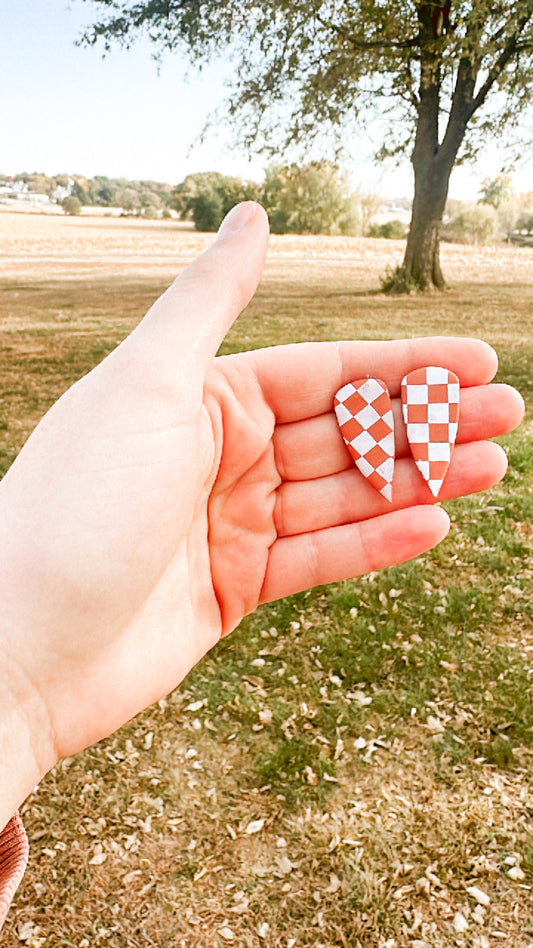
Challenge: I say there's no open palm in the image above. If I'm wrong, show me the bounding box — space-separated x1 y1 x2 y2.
0 203 524 793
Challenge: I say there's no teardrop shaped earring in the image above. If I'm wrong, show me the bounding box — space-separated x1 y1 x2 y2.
333 378 395 502
401 366 460 497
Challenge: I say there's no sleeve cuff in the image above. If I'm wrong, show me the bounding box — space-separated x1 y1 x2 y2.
0 812 28 928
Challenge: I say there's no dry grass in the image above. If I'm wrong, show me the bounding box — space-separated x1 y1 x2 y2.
1 211 532 948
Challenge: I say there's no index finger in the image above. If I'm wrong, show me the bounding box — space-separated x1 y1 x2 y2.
245 337 498 424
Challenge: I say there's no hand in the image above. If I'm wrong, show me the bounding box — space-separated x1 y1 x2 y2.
0 202 524 824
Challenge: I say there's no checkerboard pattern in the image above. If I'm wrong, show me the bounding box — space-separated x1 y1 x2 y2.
334 378 395 502
401 366 460 497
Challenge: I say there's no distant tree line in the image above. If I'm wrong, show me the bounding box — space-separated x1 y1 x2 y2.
3 168 532 246
69 174 174 218
0 172 175 219
171 163 385 236
1 165 386 235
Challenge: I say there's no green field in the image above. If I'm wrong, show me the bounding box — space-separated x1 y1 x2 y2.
1 220 533 947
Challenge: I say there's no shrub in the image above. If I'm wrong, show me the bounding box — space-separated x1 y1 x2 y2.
116 187 141 216
172 172 260 231
517 211 533 234
261 162 362 235
444 203 498 244
368 219 406 239
60 195 82 216
380 264 419 293
497 197 520 242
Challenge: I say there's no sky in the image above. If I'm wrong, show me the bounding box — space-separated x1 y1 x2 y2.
1 0 532 200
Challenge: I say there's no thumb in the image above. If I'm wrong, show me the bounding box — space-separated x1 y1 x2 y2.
124 202 270 376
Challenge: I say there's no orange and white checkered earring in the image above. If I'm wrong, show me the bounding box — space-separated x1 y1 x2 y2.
333 378 395 502
401 366 460 497
333 367 460 501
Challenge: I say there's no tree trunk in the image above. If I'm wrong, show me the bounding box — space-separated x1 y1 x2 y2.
387 2 465 293
402 155 452 290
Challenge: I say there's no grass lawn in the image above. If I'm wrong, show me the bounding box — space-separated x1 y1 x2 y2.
1 212 532 947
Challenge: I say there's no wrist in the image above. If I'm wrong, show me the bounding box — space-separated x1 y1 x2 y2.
0 659 57 831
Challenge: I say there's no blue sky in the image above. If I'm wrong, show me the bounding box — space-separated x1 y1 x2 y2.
1 0 531 199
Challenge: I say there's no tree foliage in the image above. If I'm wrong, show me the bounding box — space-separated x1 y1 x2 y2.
61 195 83 216
79 1 533 289
518 209 533 233
172 172 260 230
81 175 173 213
444 202 498 244
478 175 533 240
80 1 533 160
261 162 362 234
171 164 366 233
479 174 515 209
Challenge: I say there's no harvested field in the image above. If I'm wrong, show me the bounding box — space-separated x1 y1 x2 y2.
2 209 533 282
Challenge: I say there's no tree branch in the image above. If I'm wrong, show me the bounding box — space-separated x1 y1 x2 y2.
346 37 417 51
470 13 533 114
439 8 533 166
314 12 417 51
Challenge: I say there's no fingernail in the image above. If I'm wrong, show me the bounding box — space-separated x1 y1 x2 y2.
217 201 258 239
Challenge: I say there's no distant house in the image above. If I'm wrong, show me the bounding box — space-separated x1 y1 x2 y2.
0 180 52 206
0 180 28 201
24 192 51 205
52 178 74 203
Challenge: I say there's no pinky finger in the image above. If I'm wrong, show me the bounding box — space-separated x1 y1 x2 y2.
259 506 450 604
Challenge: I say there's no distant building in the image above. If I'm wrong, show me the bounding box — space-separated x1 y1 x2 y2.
0 180 29 200
52 178 74 203
0 179 56 206
24 192 51 205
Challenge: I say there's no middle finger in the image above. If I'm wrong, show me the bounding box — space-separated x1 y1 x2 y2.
273 383 520 482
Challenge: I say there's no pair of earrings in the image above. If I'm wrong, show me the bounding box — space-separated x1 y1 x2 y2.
334 367 460 502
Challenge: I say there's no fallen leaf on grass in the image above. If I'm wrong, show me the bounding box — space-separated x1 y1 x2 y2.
218 925 235 941
453 912 469 933
466 885 490 905
88 852 107 865
276 854 293 876
243 675 265 688
326 873 341 893
185 699 206 712
348 690 373 707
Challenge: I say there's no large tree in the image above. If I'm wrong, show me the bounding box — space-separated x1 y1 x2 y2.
80 1 533 289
